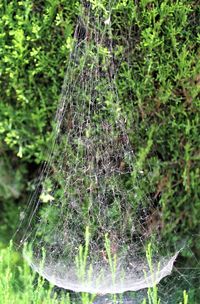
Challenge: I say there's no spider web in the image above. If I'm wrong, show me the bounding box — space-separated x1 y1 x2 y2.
15 0 181 296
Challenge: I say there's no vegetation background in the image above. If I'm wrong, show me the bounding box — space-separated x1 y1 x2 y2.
0 0 199 303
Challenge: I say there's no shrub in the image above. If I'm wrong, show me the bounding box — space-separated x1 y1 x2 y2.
0 0 199 297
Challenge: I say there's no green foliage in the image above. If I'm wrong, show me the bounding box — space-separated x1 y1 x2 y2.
104 233 117 284
0 0 199 246
75 227 92 282
0 242 69 304
0 155 26 200
0 154 26 242
113 0 200 249
0 243 195 304
145 244 160 304
0 0 199 301
0 0 78 237
0 0 78 162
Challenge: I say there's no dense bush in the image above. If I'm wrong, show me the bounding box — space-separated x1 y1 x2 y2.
113 0 200 251
0 0 78 239
0 0 199 300
0 0 78 162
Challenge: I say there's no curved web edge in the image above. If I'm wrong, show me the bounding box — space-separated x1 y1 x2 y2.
25 252 179 294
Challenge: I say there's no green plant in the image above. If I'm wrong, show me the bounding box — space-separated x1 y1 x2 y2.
0 0 78 162
1 0 199 249
0 0 200 302
75 227 96 304
145 243 161 304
